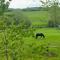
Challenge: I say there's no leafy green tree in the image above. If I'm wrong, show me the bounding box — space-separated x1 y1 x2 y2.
40 0 60 27
48 0 60 27
0 0 11 15
0 12 32 60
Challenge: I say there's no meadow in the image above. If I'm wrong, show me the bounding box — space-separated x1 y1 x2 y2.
23 28 60 60
0 28 60 60
0 10 60 60
22 11 49 26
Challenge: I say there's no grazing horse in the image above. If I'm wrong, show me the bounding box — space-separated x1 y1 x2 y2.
36 33 45 39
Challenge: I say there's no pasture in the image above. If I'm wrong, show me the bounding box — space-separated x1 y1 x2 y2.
22 11 49 26
0 28 60 60
0 10 60 60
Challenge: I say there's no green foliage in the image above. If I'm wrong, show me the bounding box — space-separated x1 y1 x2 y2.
23 11 49 27
0 1 60 59
0 12 31 28
48 0 60 27
0 0 11 15
40 0 60 27
0 23 60 60
22 7 48 11
0 10 32 60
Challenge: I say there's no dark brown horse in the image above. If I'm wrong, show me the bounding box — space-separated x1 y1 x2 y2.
36 33 45 39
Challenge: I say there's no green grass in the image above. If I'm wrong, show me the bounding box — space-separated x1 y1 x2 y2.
5 11 49 26
23 11 49 20
22 11 49 26
0 28 60 60
23 28 60 60
0 10 60 60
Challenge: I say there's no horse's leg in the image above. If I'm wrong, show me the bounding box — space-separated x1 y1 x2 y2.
43 35 45 38
36 35 38 39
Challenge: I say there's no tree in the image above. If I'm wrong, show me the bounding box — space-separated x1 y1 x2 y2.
1 11 32 60
0 0 12 60
0 0 12 15
40 0 60 27
48 0 60 27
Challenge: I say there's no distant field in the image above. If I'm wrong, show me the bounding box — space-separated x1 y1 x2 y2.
5 11 49 26
23 11 49 20
22 11 49 26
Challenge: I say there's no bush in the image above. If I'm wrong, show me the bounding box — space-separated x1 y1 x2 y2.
48 20 58 27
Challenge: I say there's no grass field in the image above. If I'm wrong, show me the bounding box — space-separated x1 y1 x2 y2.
23 11 49 20
0 10 60 60
23 11 49 26
24 28 60 60
0 28 60 60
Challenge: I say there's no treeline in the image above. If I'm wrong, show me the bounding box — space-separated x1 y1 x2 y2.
22 7 48 11
7 7 48 12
